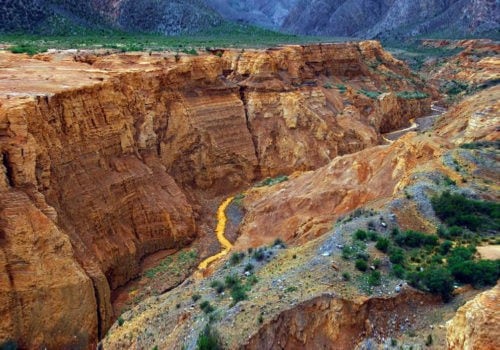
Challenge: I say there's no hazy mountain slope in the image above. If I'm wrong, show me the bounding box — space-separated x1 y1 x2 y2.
282 0 499 39
204 0 298 29
202 0 499 39
0 0 222 35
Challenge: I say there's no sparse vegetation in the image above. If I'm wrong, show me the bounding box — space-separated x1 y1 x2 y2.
117 316 125 327
354 229 368 241
255 175 288 187
192 294 201 302
210 280 225 294
396 91 429 99
355 259 368 271
368 271 381 286
196 324 221 350
375 237 390 252
200 300 215 314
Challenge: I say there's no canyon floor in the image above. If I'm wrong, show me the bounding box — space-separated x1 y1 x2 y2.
0 39 499 350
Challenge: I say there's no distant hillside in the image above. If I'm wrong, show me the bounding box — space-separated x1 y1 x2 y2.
205 0 499 40
1 0 498 39
0 0 222 35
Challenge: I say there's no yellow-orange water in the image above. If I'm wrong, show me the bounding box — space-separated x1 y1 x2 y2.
198 196 234 270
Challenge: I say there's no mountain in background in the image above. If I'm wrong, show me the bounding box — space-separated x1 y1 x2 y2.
206 0 499 40
0 0 222 35
0 0 498 39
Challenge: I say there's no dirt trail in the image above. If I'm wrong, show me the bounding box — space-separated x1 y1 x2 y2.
198 196 235 270
383 103 445 142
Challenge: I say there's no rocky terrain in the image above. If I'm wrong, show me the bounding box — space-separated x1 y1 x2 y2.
0 41 449 349
1 0 498 39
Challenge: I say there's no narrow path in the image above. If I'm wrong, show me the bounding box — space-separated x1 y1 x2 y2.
198 196 235 270
383 102 445 142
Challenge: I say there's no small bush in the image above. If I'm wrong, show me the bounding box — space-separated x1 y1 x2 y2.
393 264 406 278
421 267 454 301
244 263 254 272
389 248 405 265
342 246 354 259
396 91 429 100
273 238 286 248
355 259 368 271
224 275 239 288
117 316 125 327
210 280 225 294
230 252 244 265
230 285 247 304
323 82 333 89
368 271 381 286
439 240 453 255
354 229 368 241
342 272 351 281
252 248 266 261
376 237 390 253
200 300 215 314
368 231 379 241
196 324 221 350
372 258 381 268
192 294 201 302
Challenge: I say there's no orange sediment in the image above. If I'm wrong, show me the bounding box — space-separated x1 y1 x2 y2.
198 196 235 270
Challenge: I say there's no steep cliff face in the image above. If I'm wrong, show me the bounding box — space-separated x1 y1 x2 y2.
236 133 444 247
243 288 439 350
0 43 430 348
446 284 500 350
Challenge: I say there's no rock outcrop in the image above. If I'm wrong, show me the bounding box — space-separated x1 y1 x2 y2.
446 284 500 350
243 288 439 350
0 43 430 348
236 133 444 248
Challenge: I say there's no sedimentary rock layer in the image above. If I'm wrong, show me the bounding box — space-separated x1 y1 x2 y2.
0 42 430 348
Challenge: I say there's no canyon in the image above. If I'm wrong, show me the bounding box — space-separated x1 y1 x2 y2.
0 39 498 350
0 42 432 348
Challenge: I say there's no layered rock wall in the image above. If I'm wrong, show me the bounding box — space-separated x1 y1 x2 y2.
0 42 431 348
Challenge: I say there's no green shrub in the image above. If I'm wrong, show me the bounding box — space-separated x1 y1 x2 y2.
200 301 215 314
354 229 368 241
117 316 125 327
439 240 453 255
252 248 266 261
244 263 254 272
355 259 368 271
230 252 244 265
230 284 247 304
210 280 225 294
196 324 221 350
342 246 354 259
389 248 405 265
395 230 438 248
372 258 381 269
323 82 333 89
273 238 286 247
192 294 201 302
224 275 239 288
393 264 406 278
368 231 379 241
431 191 500 232
358 89 381 99
368 271 381 286
396 91 429 99
421 267 454 301
448 226 463 237
342 272 351 281
376 237 390 252
450 260 500 287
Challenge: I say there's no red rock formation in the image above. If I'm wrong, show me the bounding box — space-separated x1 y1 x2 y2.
243 287 440 349
0 42 431 347
446 284 500 350
236 134 445 248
